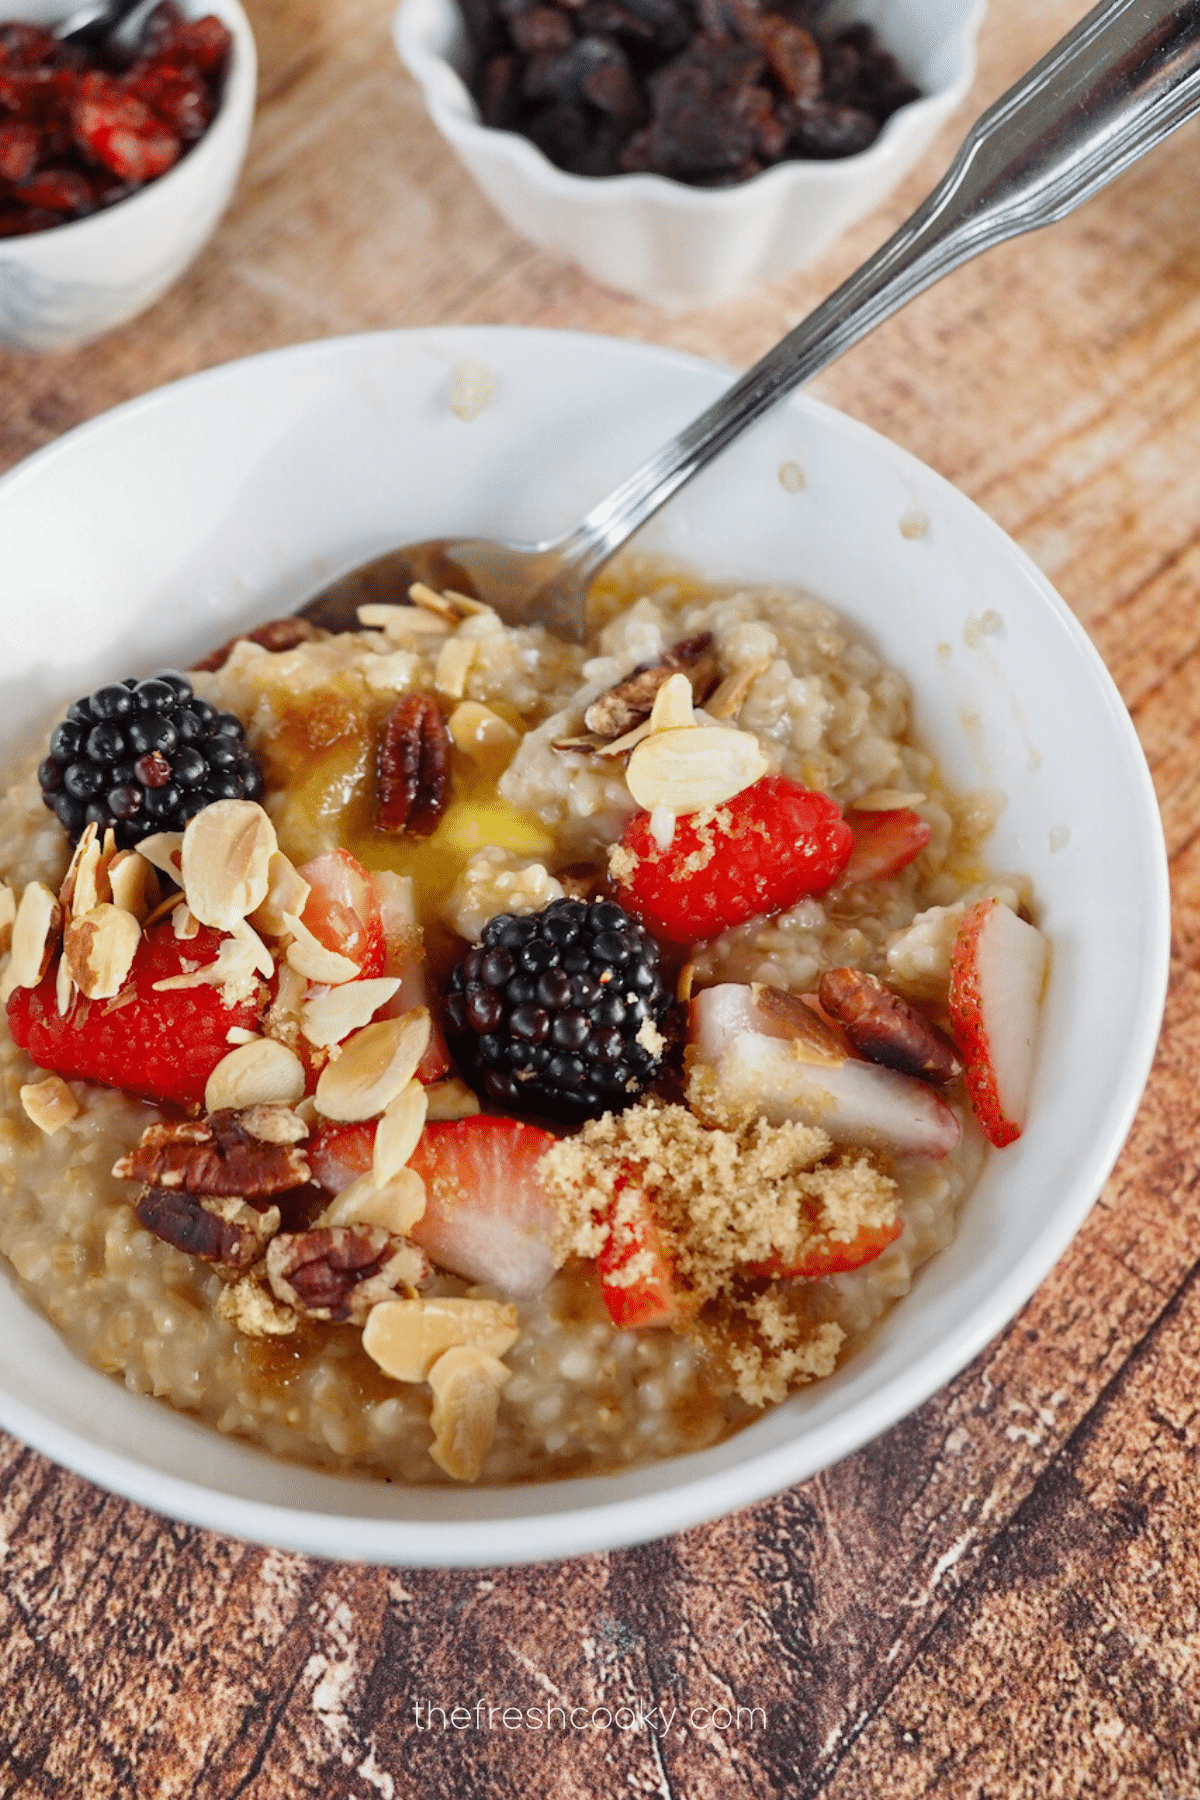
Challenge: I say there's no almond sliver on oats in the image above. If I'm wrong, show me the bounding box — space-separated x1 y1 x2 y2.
321 1166 427 1235
282 910 360 985
204 1038 306 1113
137 832 184 882
20 1074 79 1135
363 1297 519 1384
300 977 402 1048
249 851 311 939
625 725 769 815
648 671 695 733
182 801 277 932
314 1009 431 1121
64 904 141 999
427 1345 512 1482
373 1080 428 1181
107 850 159 922
0 881 63 1001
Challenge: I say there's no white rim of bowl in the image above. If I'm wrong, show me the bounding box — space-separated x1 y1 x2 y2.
0 0 255 251
0 325 1170 1567
393 0 987 209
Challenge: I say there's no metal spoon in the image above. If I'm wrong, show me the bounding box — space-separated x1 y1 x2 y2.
53 0 159 54
300 0 1200 644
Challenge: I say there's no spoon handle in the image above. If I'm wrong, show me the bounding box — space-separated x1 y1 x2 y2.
556 0 1200 578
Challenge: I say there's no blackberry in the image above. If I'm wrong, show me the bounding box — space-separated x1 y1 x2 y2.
446 897 670 1119
37 670 265 847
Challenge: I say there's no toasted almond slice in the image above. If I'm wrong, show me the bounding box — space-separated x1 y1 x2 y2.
64 904 141 1000
648 671 695 733
138 832 184 881
182 801 277 932
423 1075 482 1121
172 902 200 940
20 1074 79 1135
322 1166 427 1235
240 1103 309 1144
358 602 451 639
153 920 273 1008
374 1080 428 1181
300 976 402 1048
55 949 75 1016
204 1038 306 1113
410 581 486 621
363 1297 519 1384
446 701 520 762
595 718 654 759
0 880 15 956
314 1009 431 1122
226 1026 257 1044
853 788 928 812
427 1345 512 1482
706 657 773 721
72 831 112 919
625 725 769 815
434 636 477 699
282 910 360 985
0 881 63 1000
249 851 311 939
107 850 159 922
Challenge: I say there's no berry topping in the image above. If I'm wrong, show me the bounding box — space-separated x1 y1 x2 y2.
6 919 266 1108
407 1115 559 1297
445 897 670 1118
948 898 1049 1149
37 671 264 847
612 772 854 945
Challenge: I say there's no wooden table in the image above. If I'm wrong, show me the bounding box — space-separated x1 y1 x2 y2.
2 0 1199 1792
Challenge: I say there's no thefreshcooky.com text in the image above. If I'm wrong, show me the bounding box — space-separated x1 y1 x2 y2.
411 1700 766 1736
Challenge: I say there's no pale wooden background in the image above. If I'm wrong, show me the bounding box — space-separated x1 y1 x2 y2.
2 0 1200 1793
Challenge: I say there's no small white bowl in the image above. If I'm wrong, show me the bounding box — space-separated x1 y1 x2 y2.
0 0 255 353
395 0 985 307
0 326 1169 1565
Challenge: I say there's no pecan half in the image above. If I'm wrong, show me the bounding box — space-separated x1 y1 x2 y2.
266 1226 427 1323
134 1187 281 1269
583 633 719 738
818 968 962 1086
112 1107 311 1197
191 616 321 674
377 693 451 836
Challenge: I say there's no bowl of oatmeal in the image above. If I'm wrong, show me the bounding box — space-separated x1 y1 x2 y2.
0 326 1168 1565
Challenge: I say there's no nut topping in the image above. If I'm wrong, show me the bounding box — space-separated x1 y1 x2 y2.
625 725 769 816
584 632 718 739
265 1226 426 1323
20 1074 79 1136
446 701 520 763
64 904 141 1000
113 1108 311 1196
321 1167 427 1235
427 1345 513 1482
0 881 63 1002
249 851 311 939
181 800 277 933
107 850 159 922
751 985 847 1065
282 909 360 985
423 1076 482 1121
134 1187 281 1269
373 1080 428 1182
314 1008 432 1122
818 968 962 1085
377 693 451 836
300 976 402 1048
204 1039 307 1114
362 1296 519 1384
191 615 321 674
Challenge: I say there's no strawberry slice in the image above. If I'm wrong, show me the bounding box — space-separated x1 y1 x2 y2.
948 898 1048 1148
612 773 853 945
596 1179 677 1328
408 1116 559 1297
841 808 931 883
308 1118 375 1194
298 849 385 978
6 921 266 1107
745 1217 902 1281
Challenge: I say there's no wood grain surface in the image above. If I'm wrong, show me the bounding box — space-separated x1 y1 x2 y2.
2 0 1200 1793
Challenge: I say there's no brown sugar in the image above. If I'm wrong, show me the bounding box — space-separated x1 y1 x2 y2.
538 1087 897 1406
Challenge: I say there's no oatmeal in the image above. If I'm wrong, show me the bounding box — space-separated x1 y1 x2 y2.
0 558 1046 1484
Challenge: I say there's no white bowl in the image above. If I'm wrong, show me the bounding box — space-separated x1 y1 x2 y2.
0 0 256 353
395 0 985 307
0 326 1169 1565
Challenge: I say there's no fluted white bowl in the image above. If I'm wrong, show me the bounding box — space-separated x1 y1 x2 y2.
0 0 255 353
395 0 985 306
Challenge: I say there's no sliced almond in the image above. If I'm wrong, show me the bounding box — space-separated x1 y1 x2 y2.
374 1080 428 1181
423 1076 482 1121
60 822 101 913
410 581 486 621
55 950 75 1017
64 904 141 1000
282 910 360 985
300 976 401 1048
154 920 273 1007
427 1344 512 1481
0 881 63 1000
137 831 184 882
706 657 773 721
72 831 112 919
625 726 769 815
648 671 695 733
853 788 928 812
595 718 654 759
314 1009 431 1122
107 851 159 922
239 1104 309 1144
357 602 451 640
249 851 311 939
0 881 15 957
172 903 200 940
322 1166 427 1235
363 1297 519 1384
181 800 277 933
434 636 477 699
20 1074 79 1136
446 701 520 762
204 1038 306 1113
